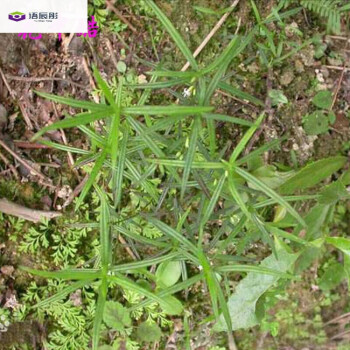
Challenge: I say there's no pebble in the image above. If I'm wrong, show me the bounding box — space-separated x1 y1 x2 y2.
0 104 8 130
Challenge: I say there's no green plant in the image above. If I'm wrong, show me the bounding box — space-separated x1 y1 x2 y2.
302 90 335 135
280 0 350 33
15 1 350 349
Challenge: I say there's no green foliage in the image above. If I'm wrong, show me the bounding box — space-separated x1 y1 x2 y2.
280 0 349 33
312 90 333 109
136 321 162 343
103 301 131 331
9 1 350 349
214 239 298 331
302 111 329 135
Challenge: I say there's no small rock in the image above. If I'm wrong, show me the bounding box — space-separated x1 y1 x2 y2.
1 265 14 276
280 70 294 86
0 104 8 130
295 59 304 73
68 36 84 56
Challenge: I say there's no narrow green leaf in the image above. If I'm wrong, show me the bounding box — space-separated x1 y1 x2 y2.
229 113 265 164
111 252 180 272
204 113 253 126
38 140 91 154
75 149 108 209
35 90 108 111
93 278 108 350
32 110 113 140
146 216 199 253
20 266 101 280
124 105 212 115
147 158 225 169
181 116 201 198
218 82 264 107
216 264 292 278
235 167 306 227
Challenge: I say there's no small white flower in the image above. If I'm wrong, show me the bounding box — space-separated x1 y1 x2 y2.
182 88 191 98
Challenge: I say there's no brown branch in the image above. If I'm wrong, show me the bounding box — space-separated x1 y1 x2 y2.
0 198 61 222
106 0 137 33
0 139 55 189
5 75 87 90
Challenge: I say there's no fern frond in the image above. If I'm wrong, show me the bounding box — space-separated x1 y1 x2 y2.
301 0 342 33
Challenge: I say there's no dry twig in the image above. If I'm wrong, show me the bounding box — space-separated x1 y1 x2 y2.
181 0 241 72
0 139 55 189
0 198 61 222
106 0 137 33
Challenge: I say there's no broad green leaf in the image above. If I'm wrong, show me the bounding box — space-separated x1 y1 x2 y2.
156 261 182 287
136 322 162 343
318 262 345 291
326 237 350 278
318 180 349 205
279 156 347 194
214 239 298 331
235 167 306 227
302 111 329 135
160 295 184 315
251 165 294 189
103 301 131 331
130 274 203 311
109 274 183 315
312 90 333 109
269 89 288 105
